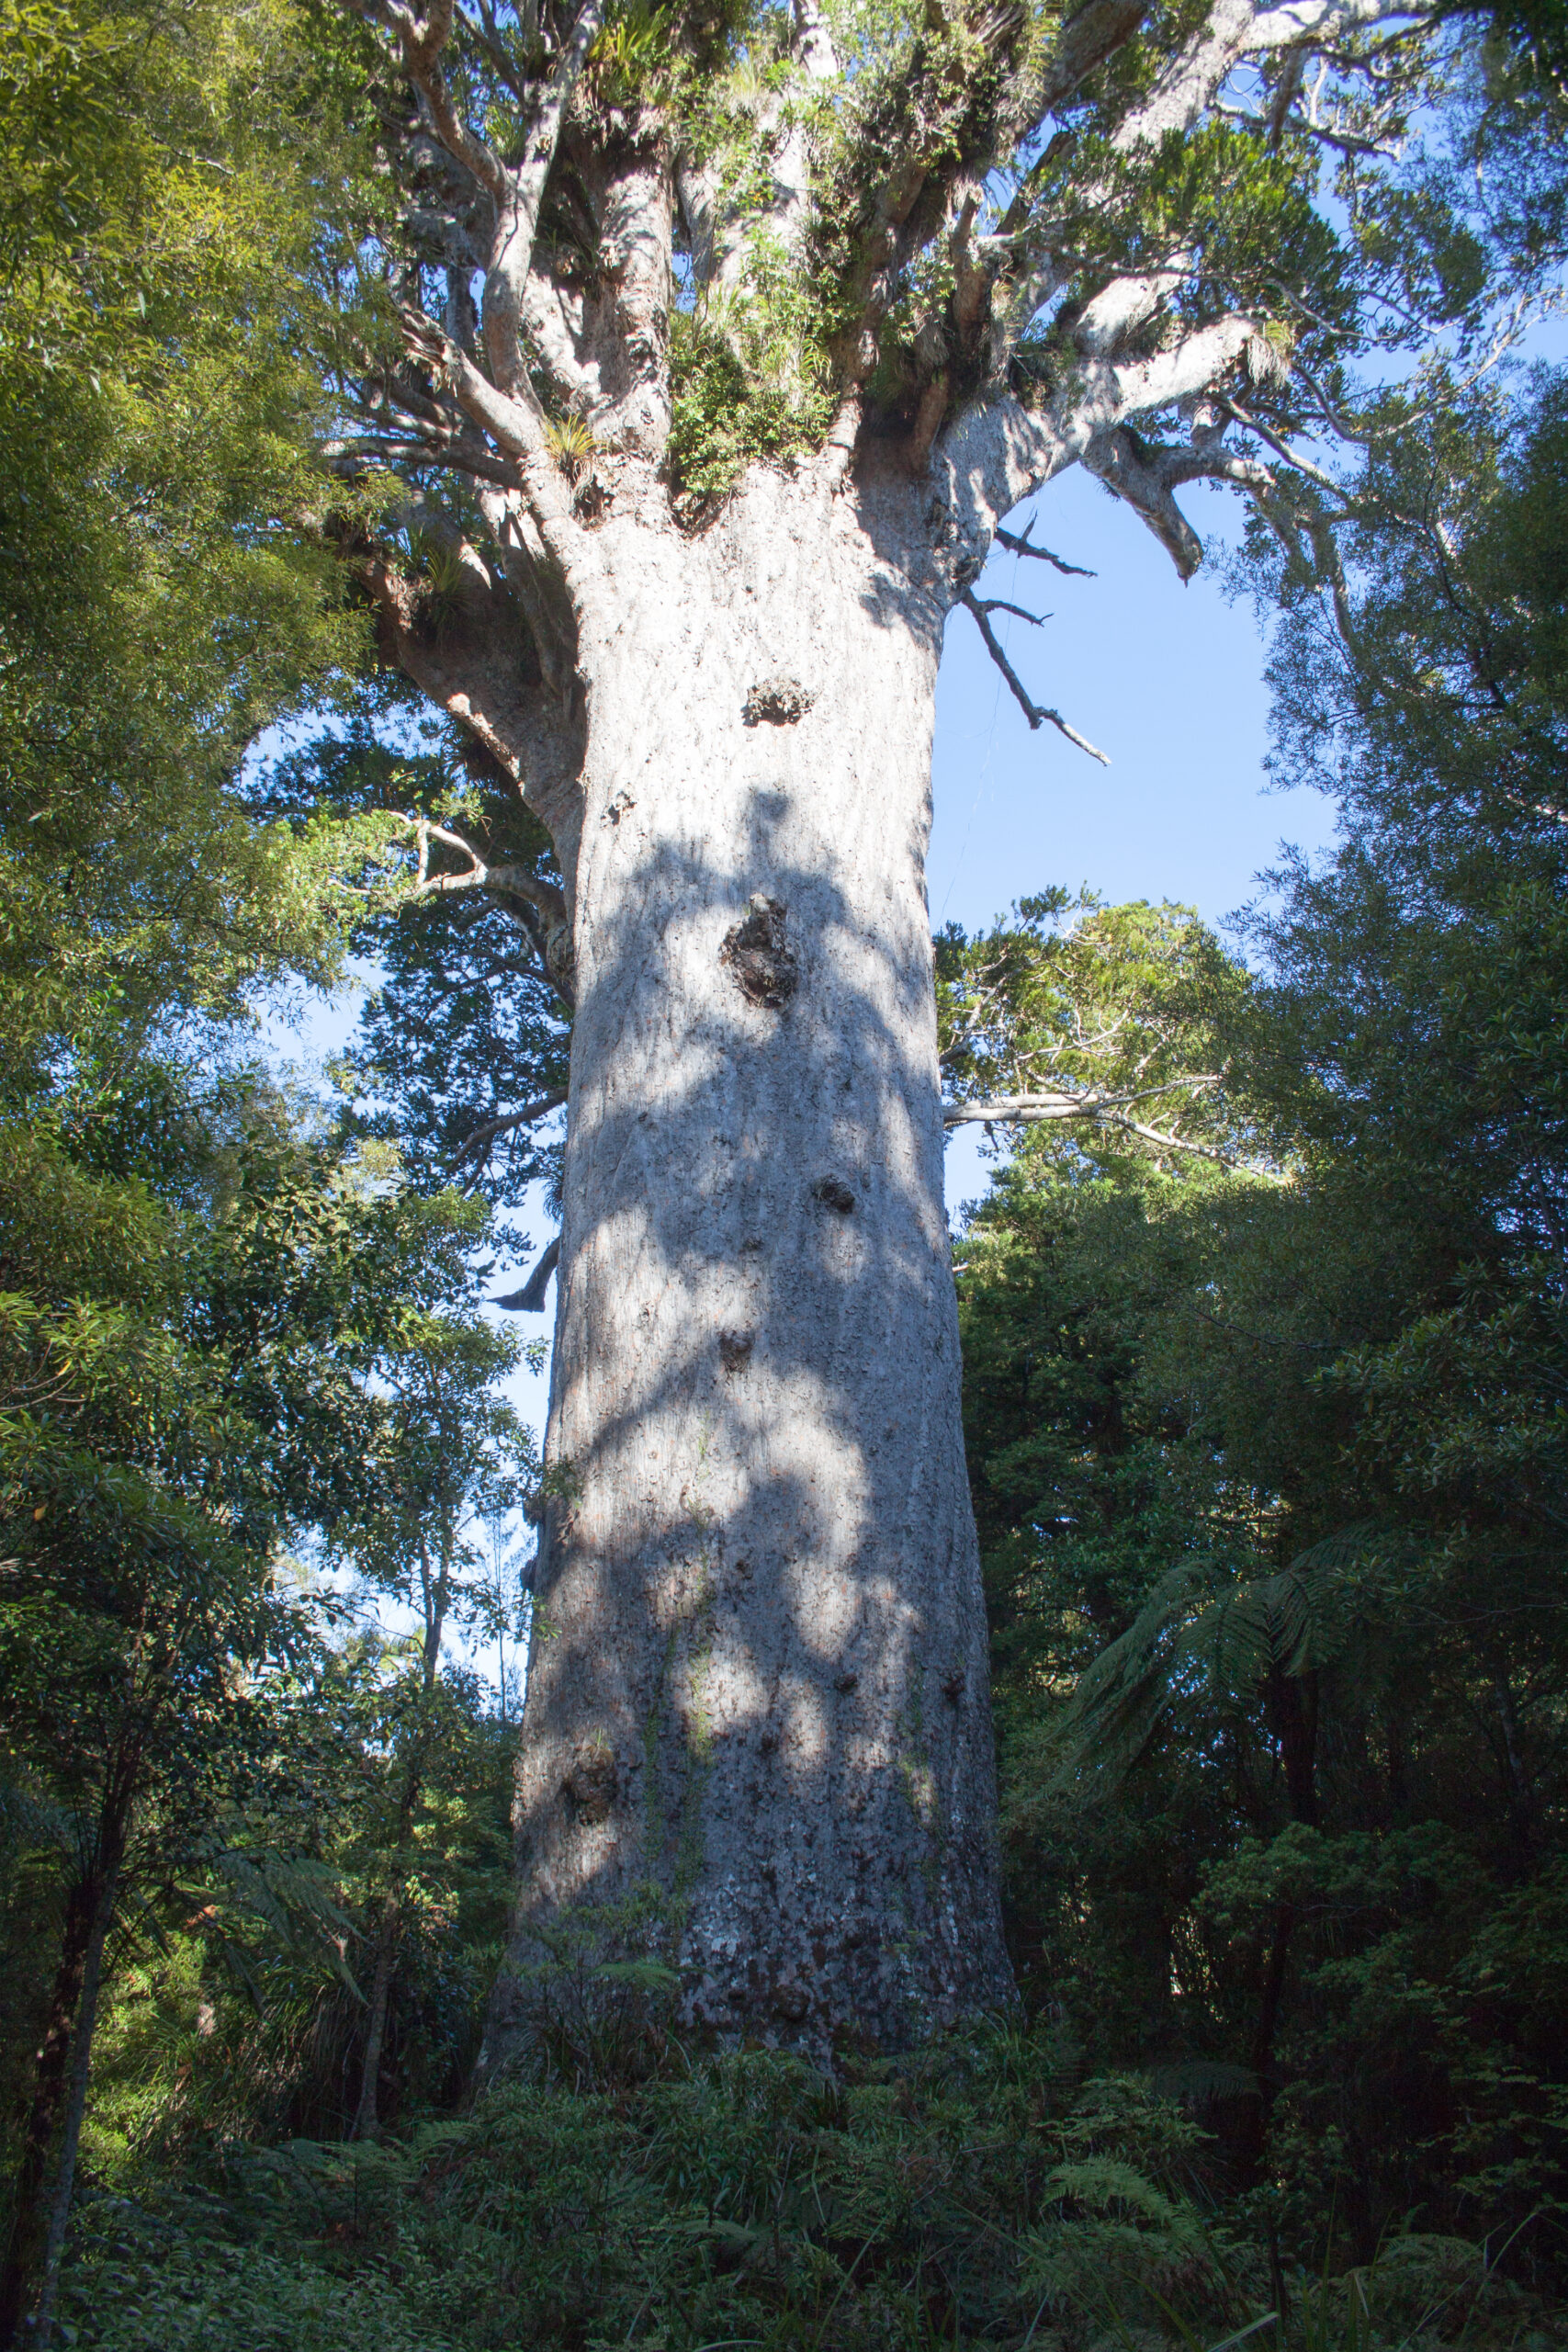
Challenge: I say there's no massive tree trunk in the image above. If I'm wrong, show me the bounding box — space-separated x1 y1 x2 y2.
327 0 1345 2061
487 472 1013 2054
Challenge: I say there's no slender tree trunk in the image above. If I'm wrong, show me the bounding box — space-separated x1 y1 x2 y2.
1239 1672 1320 2177
351 1890 400 2143
1270 1668 1319 1833
491 475 1013 2059
1492 1670 1535 1866
355 1565 447 2140
29 1846 121 2352
0 1878 97 2348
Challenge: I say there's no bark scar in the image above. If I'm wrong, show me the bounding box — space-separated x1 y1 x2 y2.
561 1739 617 1823
720 895 799 1009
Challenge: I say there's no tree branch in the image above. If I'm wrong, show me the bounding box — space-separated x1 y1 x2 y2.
493 1235 560 1311
482 0 605 395
367 0 507 198
1006 0 1156 145
1246 0 1437 55
971 595 1048 627
400 820 576 1001
942 1087 1286 1177
321 435 525 492
453 1091 569 1166
1083 424 1204 577
937 312 1260 570
995 520 1095 575
960 590 1110 763
1082 419 1276 578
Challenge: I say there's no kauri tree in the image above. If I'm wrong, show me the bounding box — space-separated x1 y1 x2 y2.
310 0 1558 2049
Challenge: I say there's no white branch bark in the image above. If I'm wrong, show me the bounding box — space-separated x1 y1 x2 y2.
937 313 1261 578
942 1090 1286 1178
1246 0 1435 53
482 0 605 396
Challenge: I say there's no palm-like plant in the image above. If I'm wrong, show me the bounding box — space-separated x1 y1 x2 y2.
1052 1526 1402 1822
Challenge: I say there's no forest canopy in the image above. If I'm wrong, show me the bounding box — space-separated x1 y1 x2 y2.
1 0 1567 2343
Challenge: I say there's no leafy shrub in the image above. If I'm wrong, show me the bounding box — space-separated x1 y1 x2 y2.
58 2196 459 2352
61 2033 1251 2352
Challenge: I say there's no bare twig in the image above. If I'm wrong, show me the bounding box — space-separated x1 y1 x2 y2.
971 596 1050 627
960 590 1110 764
994 520 1096 576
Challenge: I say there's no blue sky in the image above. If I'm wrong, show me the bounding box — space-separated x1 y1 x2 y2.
931 464 1337 1215
931 467 1335 940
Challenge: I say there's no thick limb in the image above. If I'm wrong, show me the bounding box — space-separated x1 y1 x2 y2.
936 314 1263 579
494 1235 560 1312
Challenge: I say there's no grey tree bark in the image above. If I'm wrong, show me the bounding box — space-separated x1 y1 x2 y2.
355 334 1261 2064
324 0 1424 2058
479 469 1013 2053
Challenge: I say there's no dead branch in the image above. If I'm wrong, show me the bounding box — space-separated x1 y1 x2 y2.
493 1235 561 1311
960 590 1110 764
994 521 1096 575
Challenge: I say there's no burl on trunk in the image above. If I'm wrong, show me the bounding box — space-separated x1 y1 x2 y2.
492 474 1014 2054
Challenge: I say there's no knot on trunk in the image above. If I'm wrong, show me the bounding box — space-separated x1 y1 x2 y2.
812 1175 856 1214
561 1740 617 1824
743 674 813 726
721 895 799 1009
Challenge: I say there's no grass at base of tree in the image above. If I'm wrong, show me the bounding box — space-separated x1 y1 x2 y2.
52 2011 1567 2352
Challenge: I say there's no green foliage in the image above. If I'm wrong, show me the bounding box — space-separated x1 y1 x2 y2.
0 0 388 1073
669 244 837 503
0 1043 538 2333
255 716 571 1209
952 361 1568 2286
5 8 1568 2340
62 2224 462 2352
52 2036 1272 2352
48 2018 1568 2350
75 1659 519 2158
936 896 1279 1172
583 0 672 107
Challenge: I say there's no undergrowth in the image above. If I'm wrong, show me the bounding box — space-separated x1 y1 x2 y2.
54 2009 1563 2352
